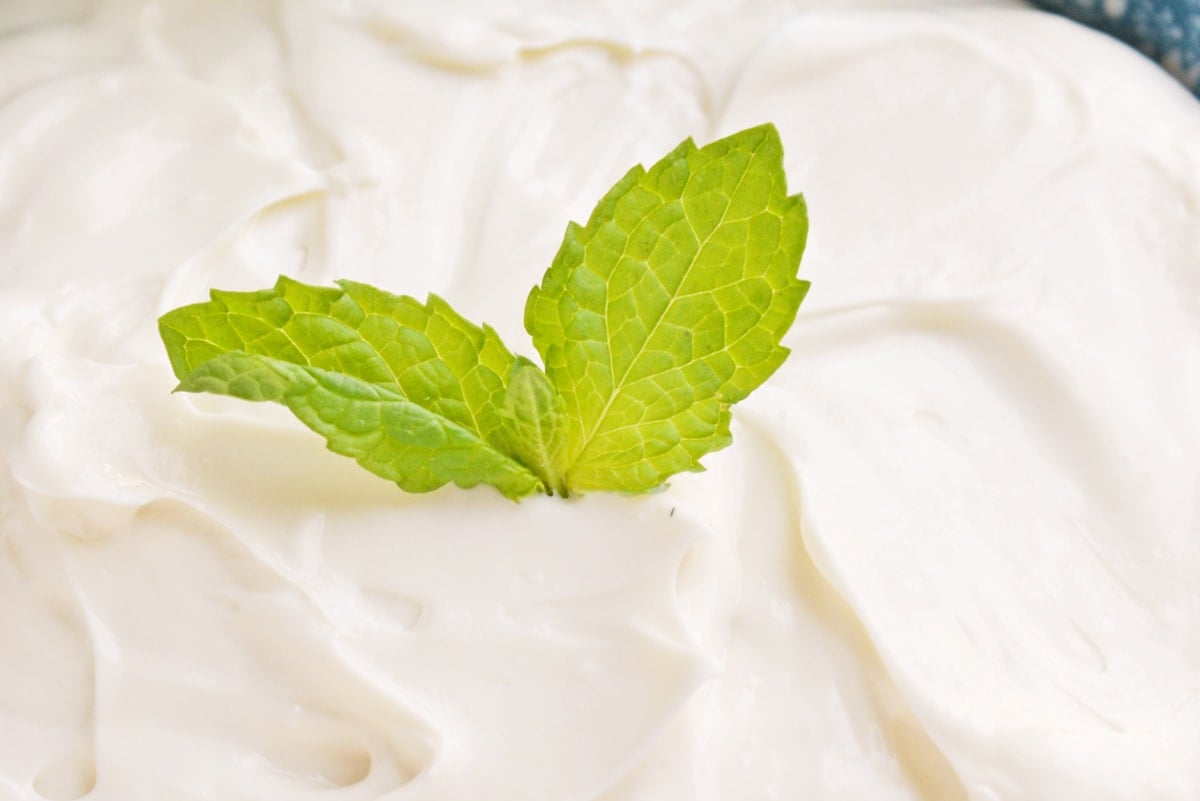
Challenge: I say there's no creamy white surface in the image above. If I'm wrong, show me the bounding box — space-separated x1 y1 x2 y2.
0 1 1198 799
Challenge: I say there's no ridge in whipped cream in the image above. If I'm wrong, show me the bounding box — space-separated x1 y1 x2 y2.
0 2 1198 800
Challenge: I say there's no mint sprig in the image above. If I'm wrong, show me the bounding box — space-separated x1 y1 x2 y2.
159 123 809 500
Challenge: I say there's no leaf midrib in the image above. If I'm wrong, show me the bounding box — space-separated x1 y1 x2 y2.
567 142 761 478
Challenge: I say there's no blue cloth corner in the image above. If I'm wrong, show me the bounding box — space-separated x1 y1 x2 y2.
1029 0 1200 97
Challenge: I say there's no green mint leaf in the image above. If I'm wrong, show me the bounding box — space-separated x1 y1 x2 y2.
159 123 809 500
159 278 543 499
497 358 569 496
524 123 809 494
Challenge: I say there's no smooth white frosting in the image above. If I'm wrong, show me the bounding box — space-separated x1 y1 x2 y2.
1 2 1198 799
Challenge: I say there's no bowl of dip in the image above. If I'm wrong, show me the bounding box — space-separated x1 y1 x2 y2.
0 2 1196 800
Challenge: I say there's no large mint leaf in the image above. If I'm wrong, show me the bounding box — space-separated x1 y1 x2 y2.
159 277 543 498
524 124 809 494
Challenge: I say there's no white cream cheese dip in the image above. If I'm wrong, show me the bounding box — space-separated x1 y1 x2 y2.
0 1 1198 800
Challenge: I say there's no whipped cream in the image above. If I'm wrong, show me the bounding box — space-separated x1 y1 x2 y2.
1 2 1198 800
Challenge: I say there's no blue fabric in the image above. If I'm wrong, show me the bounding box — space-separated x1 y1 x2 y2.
1030 0 1200 97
